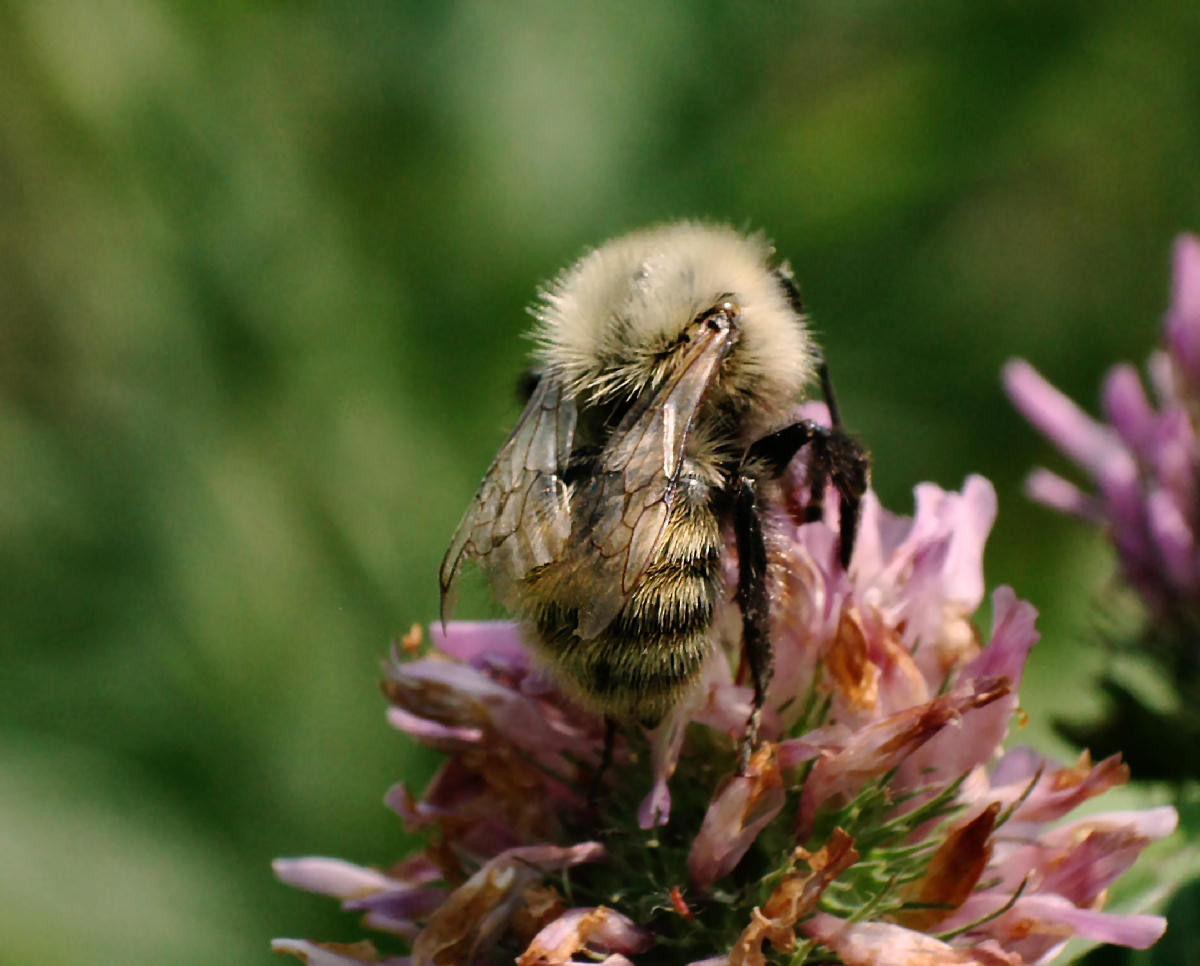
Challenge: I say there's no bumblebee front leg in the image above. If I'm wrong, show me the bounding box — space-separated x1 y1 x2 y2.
744 418 869 568
817 361 870 568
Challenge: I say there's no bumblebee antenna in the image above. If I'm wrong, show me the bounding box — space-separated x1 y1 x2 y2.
819 360 842 429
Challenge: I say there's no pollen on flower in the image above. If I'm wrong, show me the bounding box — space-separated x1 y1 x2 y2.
399 623 423 656
275 464 1171 965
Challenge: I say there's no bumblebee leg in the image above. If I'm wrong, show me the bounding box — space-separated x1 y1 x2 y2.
743 378 870 569
733 475 772 774
744 421 820 476
829 433 869 569
587 716 618 804
818 362 870 568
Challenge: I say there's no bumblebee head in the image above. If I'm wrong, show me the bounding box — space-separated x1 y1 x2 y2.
530 221 816 430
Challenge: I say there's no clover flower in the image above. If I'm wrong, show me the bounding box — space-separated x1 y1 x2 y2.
1004 234 1200 775
1004 235 1200 624
274 424 1172 965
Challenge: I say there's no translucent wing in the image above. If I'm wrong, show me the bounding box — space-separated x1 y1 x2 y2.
573 322 734 638
439 376 576 622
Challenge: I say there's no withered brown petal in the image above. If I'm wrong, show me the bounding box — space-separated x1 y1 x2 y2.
412 860 532 966
729 828 860 966
897 803 1000 930
825 606 879 711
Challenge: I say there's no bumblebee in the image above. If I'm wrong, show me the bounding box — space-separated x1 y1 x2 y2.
440 222 868 764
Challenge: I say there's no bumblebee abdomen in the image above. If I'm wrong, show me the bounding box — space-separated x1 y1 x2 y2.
529 499 723 725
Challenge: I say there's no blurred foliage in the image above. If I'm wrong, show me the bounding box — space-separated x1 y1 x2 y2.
1 1 1198 963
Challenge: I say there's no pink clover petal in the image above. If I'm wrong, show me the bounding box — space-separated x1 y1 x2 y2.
386 658 518 713
963 586 1039 687
429 620 530 669
1005 752 1130 824
802 914 1022 965
1006 360 1159 577
637 780 672 831
862 484 946 600
639 703 690 828
508 842 603 869
1024 467 1104 521
1148 349 1178 405
1145 486 1197 590
1102 363 1158 458
973 894 1167 961
1093 447 1154 571
1030 828 1157 906
386 707 483 745
870 625 933 717
797 678 1009 834
687 745 786 887
894 675 1016 793
990 745 1047 785
1059 805 1179 841
520 907 652 965
847 490 904 586
892 534 953 649
1003 359 1124 477
640 663 728 828
273 858 400 899
1165 233 1200 384
979 809 1176 907
776 723 851 769
1151 405 1197 511
496 841 606 869
850 479 993 666
345 887 445 924
581 909 654 955
360 912 420 939
692 682 753 735
271 939 412 965
773 521 845 644
383 783 421 823
766 531 845 718
935 475 996 609
389 659 594 766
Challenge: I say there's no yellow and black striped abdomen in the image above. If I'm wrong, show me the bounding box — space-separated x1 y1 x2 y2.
527 484 723 725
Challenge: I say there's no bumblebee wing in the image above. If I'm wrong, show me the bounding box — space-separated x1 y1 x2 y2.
439 376 576 623
574 325 731 638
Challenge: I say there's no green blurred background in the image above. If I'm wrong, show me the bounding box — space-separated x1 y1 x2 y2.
2 1 1199 963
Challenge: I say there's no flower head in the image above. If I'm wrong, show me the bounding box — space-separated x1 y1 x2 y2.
1004 234 1200 620
1004 234 1200 777
275 442 1171 964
